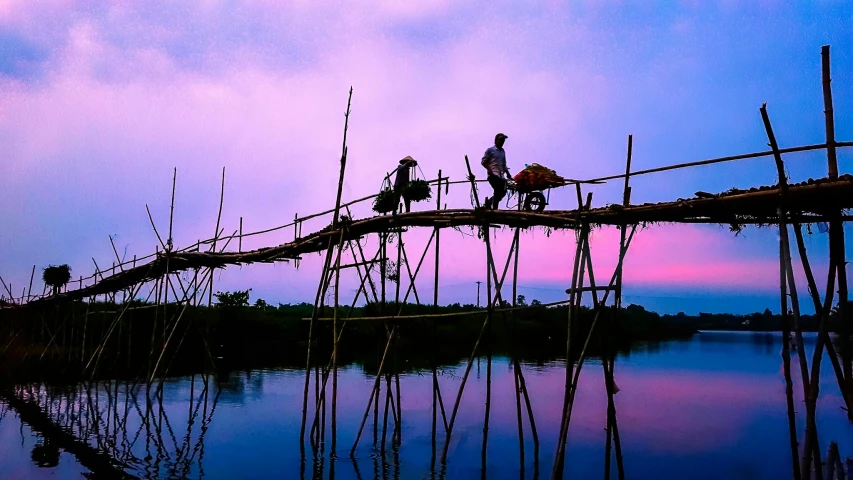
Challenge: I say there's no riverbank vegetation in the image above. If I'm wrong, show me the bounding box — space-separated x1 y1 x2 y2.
1 289 846 383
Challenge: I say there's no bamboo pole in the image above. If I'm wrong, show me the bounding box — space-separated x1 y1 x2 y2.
777 234 800 480
822 45 838 179
552 209 586 478
761 104 823 477
305 296 577 321
27 265 35 302
168 167 176 250
439 158 492 464
793 221 851 413
822 44 851 406
586 142 842 183
435 170 442 309
350 326 398 454
208 167 226 307
331 227 345 455
617 135 633 309
481 241 494 477
554 225 636 479
397 230 436 309
300 87 352 449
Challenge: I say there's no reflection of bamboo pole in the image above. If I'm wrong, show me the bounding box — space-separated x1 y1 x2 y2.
331 226 345 455
381 373 391 454
779 236 802 480
481 245 493 478
394 343 402 445
440 278 492 462
793 221 850 411
601 314 625 480
350 325 398 455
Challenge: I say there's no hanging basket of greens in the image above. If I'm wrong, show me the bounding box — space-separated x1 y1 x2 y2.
402 179 432 203
372 188 399 214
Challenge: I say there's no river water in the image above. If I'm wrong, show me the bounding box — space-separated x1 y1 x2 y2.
1 330 851 479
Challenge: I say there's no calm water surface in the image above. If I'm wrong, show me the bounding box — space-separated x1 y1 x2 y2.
1 331 851 479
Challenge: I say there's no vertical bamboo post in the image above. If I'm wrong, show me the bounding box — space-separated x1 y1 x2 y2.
431 171 442 475
822 45 851 400
434 170 442 310
239 217 243 253
27 265 35 302
617 135 633 309
381 232 387 308
168 167 176 250
208 167 225 307
822 45 838 179
395 229 402 306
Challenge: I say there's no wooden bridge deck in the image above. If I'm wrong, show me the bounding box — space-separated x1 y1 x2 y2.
23 174 853 304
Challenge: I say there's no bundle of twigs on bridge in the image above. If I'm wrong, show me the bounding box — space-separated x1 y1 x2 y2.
513 163 567 190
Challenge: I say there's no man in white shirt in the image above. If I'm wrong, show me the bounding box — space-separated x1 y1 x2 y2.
481 133 511 209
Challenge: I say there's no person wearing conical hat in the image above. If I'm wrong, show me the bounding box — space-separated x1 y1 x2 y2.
393 156 418 213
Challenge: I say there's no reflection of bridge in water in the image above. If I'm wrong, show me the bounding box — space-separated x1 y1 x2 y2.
1 45 852 479
0 376 218 479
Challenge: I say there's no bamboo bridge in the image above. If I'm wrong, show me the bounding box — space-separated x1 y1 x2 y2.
0 45 851 480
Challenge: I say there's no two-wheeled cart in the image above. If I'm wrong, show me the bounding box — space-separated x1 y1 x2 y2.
507 180 557 212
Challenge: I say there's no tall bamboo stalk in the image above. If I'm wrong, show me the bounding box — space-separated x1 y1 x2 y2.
299 87 352 448
208 167 225 307
822 45 851 409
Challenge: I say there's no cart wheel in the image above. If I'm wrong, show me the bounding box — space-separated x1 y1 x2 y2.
524 192 547 212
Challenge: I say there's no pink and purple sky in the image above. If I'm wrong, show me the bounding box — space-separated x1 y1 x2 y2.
1 1 851 314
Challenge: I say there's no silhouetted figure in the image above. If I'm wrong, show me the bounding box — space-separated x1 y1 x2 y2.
481 133 511 209
393 156 418 213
